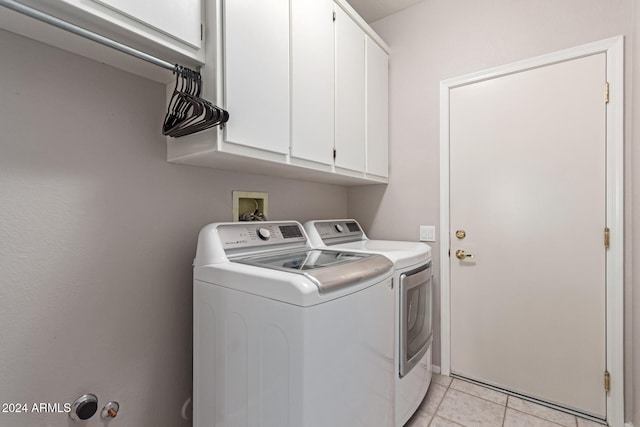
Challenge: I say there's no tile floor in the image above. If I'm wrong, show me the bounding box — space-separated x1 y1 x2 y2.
404 374 606 427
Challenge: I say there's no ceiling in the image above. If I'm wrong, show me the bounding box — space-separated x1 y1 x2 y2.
348 0 424 23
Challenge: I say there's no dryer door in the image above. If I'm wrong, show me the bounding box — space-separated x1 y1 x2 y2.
399 262 433 377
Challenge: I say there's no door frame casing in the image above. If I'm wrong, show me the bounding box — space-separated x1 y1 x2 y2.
439 36 624 426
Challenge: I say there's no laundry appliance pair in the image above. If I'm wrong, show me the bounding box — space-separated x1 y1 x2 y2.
193 219 433 427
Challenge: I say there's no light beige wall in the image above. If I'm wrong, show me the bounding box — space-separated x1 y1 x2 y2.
348 0 637 422
0 30 347 426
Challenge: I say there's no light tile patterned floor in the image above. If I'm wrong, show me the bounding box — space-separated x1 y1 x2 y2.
404 375 607 427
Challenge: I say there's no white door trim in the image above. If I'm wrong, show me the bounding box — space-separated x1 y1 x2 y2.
439 36 624 426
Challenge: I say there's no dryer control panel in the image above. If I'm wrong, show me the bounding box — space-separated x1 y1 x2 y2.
312 220 364 245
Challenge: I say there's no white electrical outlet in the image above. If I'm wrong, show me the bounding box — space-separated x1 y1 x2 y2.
419 225 436 242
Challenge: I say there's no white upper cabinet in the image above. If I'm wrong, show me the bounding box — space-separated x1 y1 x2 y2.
223 0 290 156
166 0 390 185
91 0 202 48
290 0 335 167
366 36 389 178
334 5 366 173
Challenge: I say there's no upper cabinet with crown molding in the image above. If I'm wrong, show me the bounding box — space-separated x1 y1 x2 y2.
167 0 390 185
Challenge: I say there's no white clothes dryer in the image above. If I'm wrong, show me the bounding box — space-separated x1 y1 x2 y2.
304 219 433 427
193 221 396 427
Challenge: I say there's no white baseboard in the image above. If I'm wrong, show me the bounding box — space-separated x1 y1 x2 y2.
625 422 634 427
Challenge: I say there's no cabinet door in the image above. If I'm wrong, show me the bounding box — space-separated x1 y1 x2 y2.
366 37 389 177
290 0 335 166
224 0 290 155
91 0 202 48
334 6 365 173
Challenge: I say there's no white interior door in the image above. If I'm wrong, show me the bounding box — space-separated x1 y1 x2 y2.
449 53 607 418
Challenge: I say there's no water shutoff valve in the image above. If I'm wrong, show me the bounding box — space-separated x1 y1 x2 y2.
102 401 120 420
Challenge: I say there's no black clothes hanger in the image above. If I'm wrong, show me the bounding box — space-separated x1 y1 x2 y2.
162 66 229 138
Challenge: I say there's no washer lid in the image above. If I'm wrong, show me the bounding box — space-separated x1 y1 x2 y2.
236 249 393 293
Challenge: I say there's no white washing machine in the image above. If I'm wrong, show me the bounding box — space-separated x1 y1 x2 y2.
193 221 396 427
304 219 433 427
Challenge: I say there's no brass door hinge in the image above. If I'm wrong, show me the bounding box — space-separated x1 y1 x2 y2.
604 370 610 392
333 11 336 21
605 82 610 104
201 24 204 41
604 227 610 249
448 249 451 257
333 148 337 160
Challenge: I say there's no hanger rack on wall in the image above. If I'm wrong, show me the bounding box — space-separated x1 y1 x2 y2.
0 0 229 137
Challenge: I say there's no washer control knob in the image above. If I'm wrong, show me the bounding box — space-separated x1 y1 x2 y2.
69 394 98 421
334 224 344 233
257 227 271 241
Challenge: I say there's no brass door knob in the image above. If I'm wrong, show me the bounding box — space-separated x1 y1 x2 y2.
455 249 474 260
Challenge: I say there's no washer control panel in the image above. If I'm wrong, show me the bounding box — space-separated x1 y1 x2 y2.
218 222 307 250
